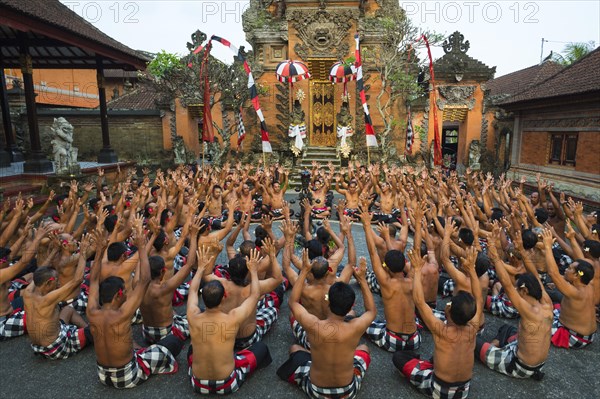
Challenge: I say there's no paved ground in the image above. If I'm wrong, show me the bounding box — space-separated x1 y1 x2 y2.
1 192 599 398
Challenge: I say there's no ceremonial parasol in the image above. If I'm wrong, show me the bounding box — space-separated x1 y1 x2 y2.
328 61 357 96
275 60 311 87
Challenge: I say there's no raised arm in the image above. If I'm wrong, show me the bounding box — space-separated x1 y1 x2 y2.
461 246 483 329
288 249 320 328
408 249 445 332
359 206 389 285
187 246 214 318
280 220 300 286
541 229 579 298
231 249 262 322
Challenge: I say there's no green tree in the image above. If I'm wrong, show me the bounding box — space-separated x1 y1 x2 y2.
552 41 596 65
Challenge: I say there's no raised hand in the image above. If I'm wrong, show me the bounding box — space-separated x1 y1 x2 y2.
262 237 277 257
541 228 554 249
354 256 367 280
247 248 260 273
460 246 477 274
407 249 424 273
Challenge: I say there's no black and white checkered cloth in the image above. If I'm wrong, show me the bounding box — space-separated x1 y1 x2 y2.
442 279 455 297
292 350 370 399
478 340 545 379
30 321 86 360
236 108 246 150
97 345 178 389
143 314 190 344
0 310 26 340
291 316 310 350
188 348 257 394
366 271 381 296
366 320 421 352
235 297 278 350
403 359 470 399
551 308 595 349
487 292 519 319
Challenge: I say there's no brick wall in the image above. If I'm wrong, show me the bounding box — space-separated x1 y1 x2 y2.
576 131 600 174
38 114 164 162
520 131 548 165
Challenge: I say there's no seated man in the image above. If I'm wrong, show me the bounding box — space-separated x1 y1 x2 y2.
476 236 552 379
87 224 184 388
22 233 93 359
187 247 272 394
394 248 482 399
541 229 596 348
277 253 376 399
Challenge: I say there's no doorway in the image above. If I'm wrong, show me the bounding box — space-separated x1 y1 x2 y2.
442 127 459 169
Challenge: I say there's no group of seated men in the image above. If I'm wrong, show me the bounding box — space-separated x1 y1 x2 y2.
0 161 598 398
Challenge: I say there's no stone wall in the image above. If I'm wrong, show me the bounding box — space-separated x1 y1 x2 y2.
520 131 549 165
576 131 600 175
37 112 164 163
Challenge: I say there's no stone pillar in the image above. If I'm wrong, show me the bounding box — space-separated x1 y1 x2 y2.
96 58 117 163
20 44 53 173
0 65 24 165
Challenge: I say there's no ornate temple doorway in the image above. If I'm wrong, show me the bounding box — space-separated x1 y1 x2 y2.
308 58 337 146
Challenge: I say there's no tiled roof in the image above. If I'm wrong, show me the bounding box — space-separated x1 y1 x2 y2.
107 85 160 111
501 47 600 104
486 61 563 97
0 0 149 69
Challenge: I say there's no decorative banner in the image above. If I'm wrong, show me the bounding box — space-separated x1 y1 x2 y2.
405 105 414 155
275 60 311 86
288 123 307 152
206 35 272 152
354 34 377 147
420 35 442 165
337 125 354 148
199 41 214 143
329 61 357 96
235 106 246 150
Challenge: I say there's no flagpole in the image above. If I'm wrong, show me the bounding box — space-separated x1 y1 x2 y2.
201 141 205 172
367 145 371 165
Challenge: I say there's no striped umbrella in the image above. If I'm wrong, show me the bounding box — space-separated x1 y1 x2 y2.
275 60 310 87
328 61 357 96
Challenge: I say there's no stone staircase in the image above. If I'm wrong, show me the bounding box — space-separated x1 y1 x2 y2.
288 146 341 188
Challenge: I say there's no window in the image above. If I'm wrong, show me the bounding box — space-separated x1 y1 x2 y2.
549 133 577 166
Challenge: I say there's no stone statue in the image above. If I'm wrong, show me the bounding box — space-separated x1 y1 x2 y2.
173 136 188 164
288 99 306 156
468 139 482 170
336 100 354 158
50 117 79 174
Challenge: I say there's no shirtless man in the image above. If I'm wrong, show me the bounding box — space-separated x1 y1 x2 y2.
277 254 376 399
22 233 93 359
87 223 183 388
0 224 50 340
370 164 399 224
476 238 552 379
395 249 482 399
206 185 228 219
264 169 288 220
187 248 272 394
360 209 420 352
541 229 596 348
310 178 331 219
140 216 202 343
203 237 283 350
335 177 360 220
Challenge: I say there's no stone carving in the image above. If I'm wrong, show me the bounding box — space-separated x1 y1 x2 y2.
336 100 354 158
443 32 470 54
468 139 482 170
50 117 79 175
437 85 476 110
434 31 496 82
289 98 307 156
523 117 599 129
173 136 188 164
288 9 356 60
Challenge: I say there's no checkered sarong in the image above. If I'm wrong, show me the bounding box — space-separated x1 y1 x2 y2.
97 345 178 389
443 279 455 297
71 290 89 314
487 293 519 319
478 340 545 379
292 350 370 399
173 254 186 271
401 358 470 399
188 348 258 394
235 297 278 350
551 308 595 349
291 316 310 350
366 271 381 296
366 320 421 352
0 309 26 340
30 321 86 360
142 314 190 344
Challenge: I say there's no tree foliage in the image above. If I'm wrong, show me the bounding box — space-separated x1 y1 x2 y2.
552 41 596 65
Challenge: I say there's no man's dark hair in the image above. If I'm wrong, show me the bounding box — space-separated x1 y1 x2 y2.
99 276 125 305
143 202 155 218
436 216 446 228
88 198 100 210
33 266 57 286
328 282 355 316
55 194 68 205
239 240 255 257
516 273 542 300
475 253 490 277
420 242 428 257
107 242 128 261
583 240 600 258
149 255 165 280
534 208 549 224
458 228 474 246
311 256 329 279
202 280 225 309
591 223 600 236
160 209 171 227
384 250 405 273
228 256 248 286
387 225 397 237
150 186 160 195
316 227 331 245
521 229 538 250
153 230 167 252
306 239 324 260
212 185 222 192
575 259 595 285
255 226 268 247
451 216 462 229
490 208 504 223
449 290 476 326
104 214 118 233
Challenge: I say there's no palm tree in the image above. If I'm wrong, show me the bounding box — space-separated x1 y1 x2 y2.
552 41 596 65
